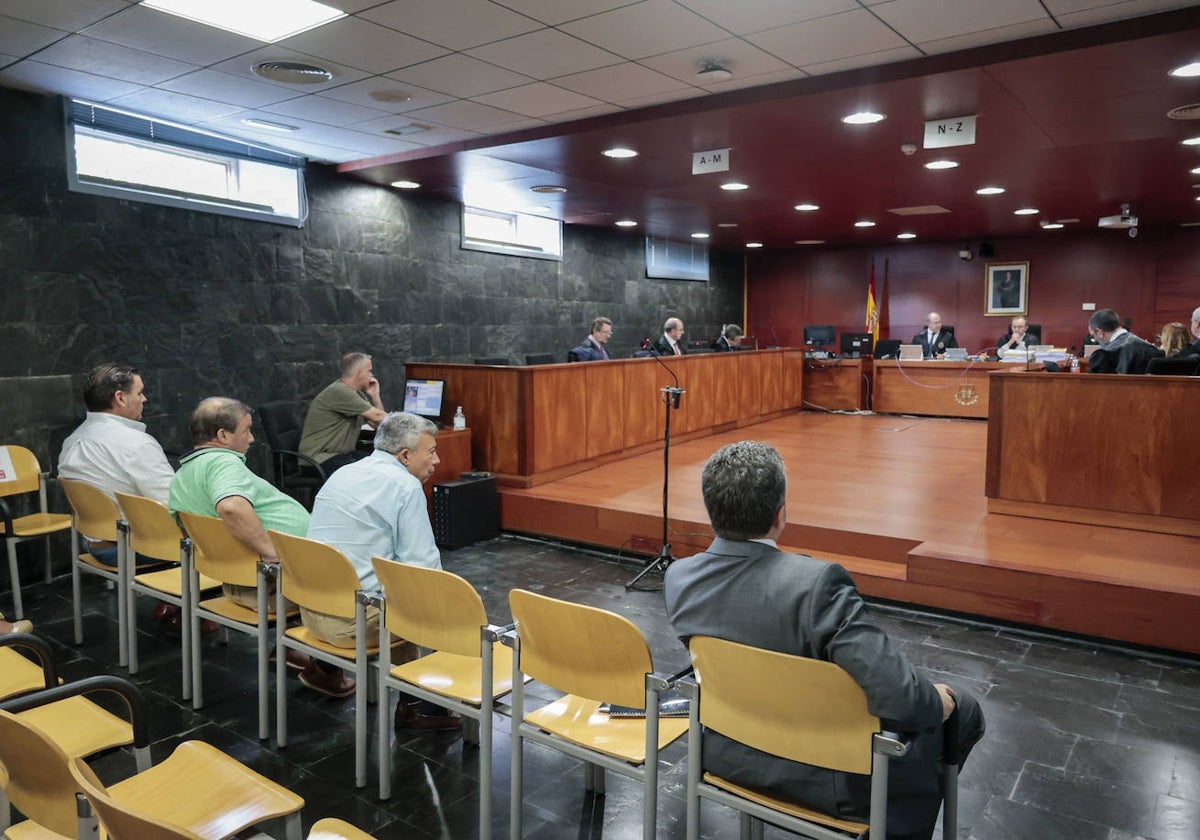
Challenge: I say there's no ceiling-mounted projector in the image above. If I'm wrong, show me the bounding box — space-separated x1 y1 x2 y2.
1098 202 1137 230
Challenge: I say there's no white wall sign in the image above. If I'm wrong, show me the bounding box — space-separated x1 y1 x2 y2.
923 115 977 149
692 148 730 174
0 447 16 483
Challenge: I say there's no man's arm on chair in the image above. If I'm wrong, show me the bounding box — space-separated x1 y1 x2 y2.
215 495 279 562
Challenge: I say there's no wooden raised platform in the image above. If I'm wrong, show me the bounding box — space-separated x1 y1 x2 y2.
500 412 1200 654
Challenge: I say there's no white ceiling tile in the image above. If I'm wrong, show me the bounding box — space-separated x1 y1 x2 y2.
538 102 625 121
311 128 426 156
277 15 447 75
1053 0 1198 27
377 124 482 147
489 0 639 26
1043 0 1188 14
0 58 140 100
0 0 129 31
553 62 689 102
799 44 921 76
0 53 18 65
561 0 729 60
0 14 66 55
467 28 623 78
745 9 911 67
616 86 706 109
158 69 299 108
474 82 603 117
405 98 528 130
388 53 534 98
319 77 455 113
35 35 196 86
871 0 1049 45
917 18 1059 54
697 66 807 93
638 37 791 85
82 5 260 66
106 87 244 123
320 0 386 12
210 47 369 93
263 94 391 126
673 0 858 36
361 0 543 51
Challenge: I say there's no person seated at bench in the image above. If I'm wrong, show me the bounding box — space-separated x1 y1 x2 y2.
569 316 614 362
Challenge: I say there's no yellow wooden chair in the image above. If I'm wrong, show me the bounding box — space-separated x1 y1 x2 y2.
177 511 284 740
0 445 72 620
506 589 688 839
0 632 58 702
116 492 221 700
267 530 397 788
59 478 129 666
371 558 521 838
681 636 958 840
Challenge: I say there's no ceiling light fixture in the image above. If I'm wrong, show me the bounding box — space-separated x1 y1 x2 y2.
240 117 298 132
717 223 738 228
794 239 825 245
1170 61 1200 77
1192 166 1200 175
251 61 334 84
691 232 710 239
602 147 637 158
897 232 917 240
843 111 885 124
924 160 958 170
367 89 412 103
1182 136 1200 145
530 185 567 193
721 182 749 191
1041 222 1064 229
746 242 763 248
615 219 638 227
390 180 420 189
1014 208 1039 215
143 0 345 43
695 61 734 83
794 203 819 211
854 220 876 228
976 186 1005 195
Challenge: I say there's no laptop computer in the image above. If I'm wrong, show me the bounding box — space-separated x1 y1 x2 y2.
898 344 924 361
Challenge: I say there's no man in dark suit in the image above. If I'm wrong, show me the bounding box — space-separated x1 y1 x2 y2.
665 441 984 840
1178 305 1200 358
568 316 614 362
996 316 1041 358
912 312 958 359
651 317 686 356
1086 308 1162 374
711 323 743 351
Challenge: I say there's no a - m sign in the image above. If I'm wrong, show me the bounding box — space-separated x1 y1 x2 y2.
692 148 730 175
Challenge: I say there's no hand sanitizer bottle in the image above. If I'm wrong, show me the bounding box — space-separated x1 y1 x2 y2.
453 406 466 430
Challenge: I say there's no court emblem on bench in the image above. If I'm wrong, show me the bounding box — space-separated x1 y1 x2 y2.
954 384 980 406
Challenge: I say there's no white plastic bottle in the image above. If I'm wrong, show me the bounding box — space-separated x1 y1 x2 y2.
453 405 466 430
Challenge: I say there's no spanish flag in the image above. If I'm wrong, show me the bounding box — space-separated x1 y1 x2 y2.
866 262 879 342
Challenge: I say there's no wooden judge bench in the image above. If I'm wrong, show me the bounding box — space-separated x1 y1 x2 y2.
406 349 805 488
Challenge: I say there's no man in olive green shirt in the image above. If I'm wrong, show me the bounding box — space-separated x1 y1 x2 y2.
298 352 386 474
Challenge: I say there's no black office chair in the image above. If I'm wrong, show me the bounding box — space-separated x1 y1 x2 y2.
1026 324 1043 344
1146 356 1200 376
526 353 557 365
256 401 327 506
565 350 582 363
474 357 509 366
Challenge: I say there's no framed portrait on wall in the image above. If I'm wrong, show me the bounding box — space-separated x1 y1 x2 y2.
984 262 1029 316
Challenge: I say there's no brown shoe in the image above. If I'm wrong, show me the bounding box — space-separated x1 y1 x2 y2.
298 663 355 698
412 710 462 731
1 618 33 635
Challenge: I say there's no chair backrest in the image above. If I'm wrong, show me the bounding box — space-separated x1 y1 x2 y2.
474 357 509 366
115 492 186 564
69 756 203 840
1025 323 1043 344
525 353 556 366
60 478 121 542
0 709 83 836
176 511 261 587
372 557 488 657
1147 356 1200 376
268 530 360 618
688 636 878 776
257 401 302 454
509 589 652 708
565 350 582 363
0 444 44 497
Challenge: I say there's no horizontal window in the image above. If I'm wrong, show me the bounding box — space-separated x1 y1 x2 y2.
462 206 562 261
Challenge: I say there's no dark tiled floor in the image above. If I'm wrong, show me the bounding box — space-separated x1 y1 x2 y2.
8 534 1200 839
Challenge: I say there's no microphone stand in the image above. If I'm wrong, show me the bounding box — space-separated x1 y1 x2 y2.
627 345 684 590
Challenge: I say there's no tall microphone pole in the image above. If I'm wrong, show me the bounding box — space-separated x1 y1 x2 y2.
626 342 684 590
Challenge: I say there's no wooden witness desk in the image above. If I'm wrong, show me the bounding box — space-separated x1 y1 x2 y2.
986 368 1200 537
872 359 1010 418
407 349 805 487
802 357 870 411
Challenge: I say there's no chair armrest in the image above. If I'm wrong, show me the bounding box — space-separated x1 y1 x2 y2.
482 622 516 644
357 589 383 610
500 629 518 649
272 448 328 481
665 664 694 684
0 675 150 749
674 677 698 701
0 632 59 689
872 730 911 759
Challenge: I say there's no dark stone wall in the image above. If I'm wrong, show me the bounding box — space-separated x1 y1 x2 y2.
0 85 743 468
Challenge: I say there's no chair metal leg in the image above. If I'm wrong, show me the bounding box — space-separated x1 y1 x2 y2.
276 585 288 749
115 525 127 668
685 688 702 840
479 632 495 840
283 811 302 840
0 781 10 832
377 608 392 800
510 638 525 840
643 685 659 838
257 578 270 741
42 534 52 584
71 526 83 645
942 762 959 839
354 601 367 788
8 542 23 620
738 812 753 840
190 560 204 711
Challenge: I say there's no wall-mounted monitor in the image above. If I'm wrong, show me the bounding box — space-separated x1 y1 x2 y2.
402 379 445 421
803 324 836 348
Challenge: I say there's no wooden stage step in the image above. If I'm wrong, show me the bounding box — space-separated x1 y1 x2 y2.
498 412 1200 655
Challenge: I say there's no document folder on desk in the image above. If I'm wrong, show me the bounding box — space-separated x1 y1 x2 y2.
898 344 924 361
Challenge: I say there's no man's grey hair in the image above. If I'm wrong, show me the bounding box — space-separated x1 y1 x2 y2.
723 324 743 338
664 317 683 332
190 397 251 445
340 352 371 378
1191 306 1200 323
590 316 612 334
701 441 787 541
1088 309 1120 333
374 411 437 454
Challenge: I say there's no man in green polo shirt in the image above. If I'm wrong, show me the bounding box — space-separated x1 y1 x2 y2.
170 396 353 698
298 352 387 474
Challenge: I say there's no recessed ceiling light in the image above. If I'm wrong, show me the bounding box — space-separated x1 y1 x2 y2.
717 223 738 228
794 203 819 212
1192 166 1200 175
390 180 420 189
696 61 734 83
1170 61 1200 77
1182 136 1200 145
252 61 333 84
976 186 1005 195
746 242 763 248
1041 222 1064 230
794 239 825 245
530 185 567 193
615 219 637 227
924 160 958 170
854 220 876 228
896 232 917 240
143 0 345 43
367 89 412 104
691 232 710 239
721 182 749 191
602 147 637 159
843 112 885 125
1014 208 1039 215
240 117 298 132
